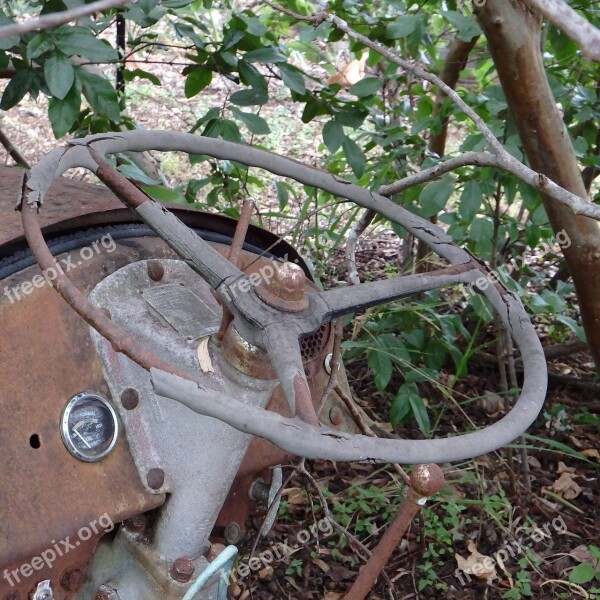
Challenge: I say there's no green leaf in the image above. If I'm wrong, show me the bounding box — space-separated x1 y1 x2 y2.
117 162 160 185
408 392 430 435
276 181 289 210
301 96 329 123
459 180 483 222
348 76 381 98
323 120 345 153
230 106 270 135
27 33 55 59
123 68 161 86
556 315 586 342
238 60 267 90
441 11 482 42
0 69 34 110
277 63 306 95
78 70 120 121
470 217 494 244
230 87 268 106
569 563 595 585
244 47 286 64
386 14 422 39
54 27 118 62
342 137 366 178
48 83 81 138
45 52 74 100
241 16 267 37
190 106 221 133
368 347 393 391
218 119 242 143
185 68 212 98
390 390 412 428
419 177 455 218
161 0 196 7
142 185 187 204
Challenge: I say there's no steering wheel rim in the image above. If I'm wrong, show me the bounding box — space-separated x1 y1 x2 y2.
20 130 547 464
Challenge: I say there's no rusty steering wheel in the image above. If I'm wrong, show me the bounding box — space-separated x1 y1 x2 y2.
20 131 547 465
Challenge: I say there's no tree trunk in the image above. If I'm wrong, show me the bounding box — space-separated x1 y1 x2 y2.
475 0 600 369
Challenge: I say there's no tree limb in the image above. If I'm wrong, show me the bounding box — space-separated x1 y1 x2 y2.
0 0 132 40
522 0 600 62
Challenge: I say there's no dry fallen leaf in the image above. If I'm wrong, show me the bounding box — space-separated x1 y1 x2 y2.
557 461 576 474
581 449 600 463
455 540 498 582
197 337 214 372
283 487 308 505
323 593 345 600
311 557 330 573
326 51 368 88
549 471 582 500
528 456 542 469
570 544 594 564
258 566 273 580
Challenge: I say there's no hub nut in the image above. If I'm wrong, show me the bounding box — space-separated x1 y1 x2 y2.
256 262 308 312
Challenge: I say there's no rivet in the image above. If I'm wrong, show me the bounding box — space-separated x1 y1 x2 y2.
147 260 165 282
147 468 165 490
120 388 139 410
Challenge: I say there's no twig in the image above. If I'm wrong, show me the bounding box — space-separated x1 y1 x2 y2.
0 0 132 40
0 126 29 168
265 1 600 221
345 208 376 285
522 0 600 62
319 318 344 410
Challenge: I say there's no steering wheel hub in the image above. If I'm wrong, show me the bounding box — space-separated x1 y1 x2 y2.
256 261 309 312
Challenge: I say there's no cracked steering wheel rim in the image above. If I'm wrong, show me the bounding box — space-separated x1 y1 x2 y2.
21 131 548 464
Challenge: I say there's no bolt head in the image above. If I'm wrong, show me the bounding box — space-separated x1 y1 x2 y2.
170 557 195 583
146 468 165 490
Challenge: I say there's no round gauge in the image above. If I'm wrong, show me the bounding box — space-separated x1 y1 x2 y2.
61 392 119 462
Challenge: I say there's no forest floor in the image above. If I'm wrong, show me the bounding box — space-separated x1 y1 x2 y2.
0 39 598 600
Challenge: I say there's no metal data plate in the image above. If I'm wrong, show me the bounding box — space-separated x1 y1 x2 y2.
143 285 220 341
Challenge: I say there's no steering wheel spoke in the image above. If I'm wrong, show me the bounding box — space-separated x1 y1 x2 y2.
262 323 319 425
318 262 479 320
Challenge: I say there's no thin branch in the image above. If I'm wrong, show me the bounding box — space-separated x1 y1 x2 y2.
0 0 132 40
0 126 29 168
345 208 376 285
522 0 600 62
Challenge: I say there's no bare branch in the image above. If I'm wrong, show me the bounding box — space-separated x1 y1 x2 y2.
345 209 375 285
0 0 132 40
523 0 600 62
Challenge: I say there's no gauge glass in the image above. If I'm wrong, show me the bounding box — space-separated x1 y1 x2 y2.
61 393 119 462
